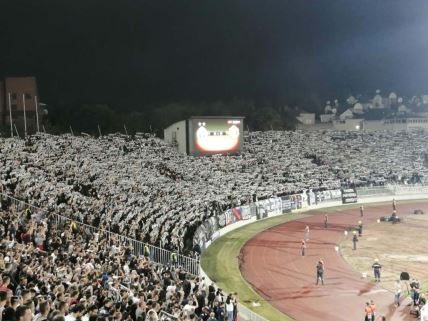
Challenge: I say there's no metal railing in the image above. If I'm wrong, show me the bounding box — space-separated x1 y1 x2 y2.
356 186 395 197
388 184 428 195
238 303 269 321
357 184 428 198
0 192 200 275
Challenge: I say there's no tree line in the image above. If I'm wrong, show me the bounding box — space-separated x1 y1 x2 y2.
42 100 299 137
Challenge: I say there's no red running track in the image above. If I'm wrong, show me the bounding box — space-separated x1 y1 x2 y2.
240 201 428 321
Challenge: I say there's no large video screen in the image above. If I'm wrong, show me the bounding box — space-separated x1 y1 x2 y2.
188 118 244 155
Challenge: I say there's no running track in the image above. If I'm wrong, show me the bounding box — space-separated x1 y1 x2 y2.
240 201 428 321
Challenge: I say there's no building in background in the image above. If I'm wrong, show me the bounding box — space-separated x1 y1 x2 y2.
0 77 41 136
297 90 428 132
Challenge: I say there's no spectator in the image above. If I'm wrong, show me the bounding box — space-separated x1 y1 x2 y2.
15 305 32 321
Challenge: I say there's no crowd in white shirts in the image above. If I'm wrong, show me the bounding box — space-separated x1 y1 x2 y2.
1 130 427 254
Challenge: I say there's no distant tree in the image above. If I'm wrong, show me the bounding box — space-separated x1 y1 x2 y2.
249 106 283 130
71 104 119 134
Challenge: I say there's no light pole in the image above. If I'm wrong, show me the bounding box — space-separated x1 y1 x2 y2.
8 93 13 137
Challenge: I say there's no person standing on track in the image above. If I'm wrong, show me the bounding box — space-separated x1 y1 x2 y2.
364 302 373 321
360 205 364 217
301 239 306 257
316 259 324 285
352 231 358 250
392 198 396 211
324 214 328 228
358 220 363 237
370 300 377 321
304 226 310 242
394 279 402 307
372 259 382 282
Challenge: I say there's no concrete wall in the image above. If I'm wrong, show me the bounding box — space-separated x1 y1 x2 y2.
320 114 335 123
364 119 428 131
163 120 187 154
5 77 38 112
333 118 363 131
297 113 315 125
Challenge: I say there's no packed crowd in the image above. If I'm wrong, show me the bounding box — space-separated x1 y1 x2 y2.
0 206 239 321
1 130 427 253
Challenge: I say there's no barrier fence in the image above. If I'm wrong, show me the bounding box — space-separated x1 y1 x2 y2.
238 303 269 321
355 186 394 197
0 192 200 275
356 184 428 198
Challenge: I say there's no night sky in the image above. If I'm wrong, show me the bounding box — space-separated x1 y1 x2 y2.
1 0 428 109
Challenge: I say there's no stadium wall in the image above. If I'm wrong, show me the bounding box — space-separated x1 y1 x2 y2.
163 120 187 154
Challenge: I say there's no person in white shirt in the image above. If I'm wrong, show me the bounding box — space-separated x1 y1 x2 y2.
64 304 84 321
394 280 401 307
225 295 234 321
182 296 198 318
32 301 50 321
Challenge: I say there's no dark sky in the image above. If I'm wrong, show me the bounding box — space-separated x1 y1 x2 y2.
1 0 428 108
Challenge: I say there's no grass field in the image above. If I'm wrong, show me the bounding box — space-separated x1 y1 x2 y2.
201 213 307 321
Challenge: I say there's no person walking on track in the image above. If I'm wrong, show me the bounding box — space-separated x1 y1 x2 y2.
304 226 310 242
316 259 324 285
360 205 364 217
392 198 396 211
301 239 306 257
324 214 328 228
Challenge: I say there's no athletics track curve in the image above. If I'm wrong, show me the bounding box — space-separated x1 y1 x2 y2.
240 201 428 321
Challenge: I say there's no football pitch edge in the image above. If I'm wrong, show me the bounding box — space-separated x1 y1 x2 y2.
201 212 305 321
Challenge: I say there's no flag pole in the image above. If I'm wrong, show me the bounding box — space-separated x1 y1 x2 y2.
14 123 20 137
22 94 27 137
35 95 40 132
8 93 13 137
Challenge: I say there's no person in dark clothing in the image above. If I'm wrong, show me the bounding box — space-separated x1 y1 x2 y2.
207 284 216 308
182 279 191 299
195 291 205 315
316 259 324 285
358 221 363 237
214 302 225 321
372 259 382 282
352 232 358 250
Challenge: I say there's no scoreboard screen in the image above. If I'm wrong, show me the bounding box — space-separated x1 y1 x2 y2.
188 117 244 155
